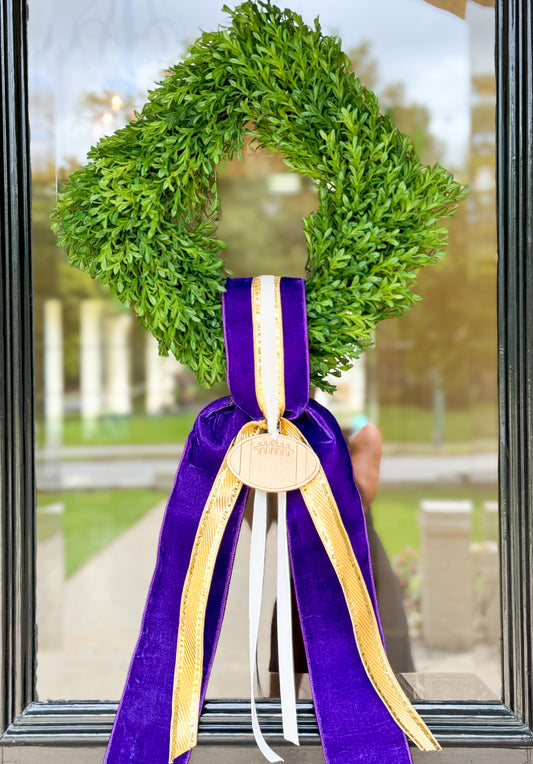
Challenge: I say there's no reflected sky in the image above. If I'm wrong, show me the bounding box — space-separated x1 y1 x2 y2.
29 0 493 167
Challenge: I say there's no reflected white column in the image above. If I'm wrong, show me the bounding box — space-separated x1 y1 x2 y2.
346 354 366 413
481 501 500 646
145 333 177 415
313 355 366 416
420 499 474 651
36 502 65 650
105 313 132 416
80 299 103 437
43 299 64 448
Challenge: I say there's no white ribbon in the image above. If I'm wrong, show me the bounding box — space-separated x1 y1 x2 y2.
276 490 299 746
249 490 282 763
259 275 280 440
247 277 299 762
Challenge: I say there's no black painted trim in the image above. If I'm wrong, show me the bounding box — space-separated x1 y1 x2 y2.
1 701 532 748
2 0 533 755
0 0 36 738
496 0 533 732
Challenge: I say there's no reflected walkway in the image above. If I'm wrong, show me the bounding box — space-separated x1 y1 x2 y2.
36 499 500 702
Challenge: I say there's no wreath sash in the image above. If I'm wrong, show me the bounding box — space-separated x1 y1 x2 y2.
103 277 439 764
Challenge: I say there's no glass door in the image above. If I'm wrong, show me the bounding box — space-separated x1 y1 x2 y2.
29 0 499 706
5 0 533 761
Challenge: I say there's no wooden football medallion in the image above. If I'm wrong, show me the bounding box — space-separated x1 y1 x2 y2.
227 433 320 492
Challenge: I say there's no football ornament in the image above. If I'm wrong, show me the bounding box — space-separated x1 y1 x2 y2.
227 433 320 492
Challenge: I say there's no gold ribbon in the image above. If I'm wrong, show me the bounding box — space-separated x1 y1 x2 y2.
168 277 441 761
280 419 441 752
169 419 264 761
251 276 285 428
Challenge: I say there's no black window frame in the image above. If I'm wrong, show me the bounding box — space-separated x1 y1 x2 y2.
1 0 533 755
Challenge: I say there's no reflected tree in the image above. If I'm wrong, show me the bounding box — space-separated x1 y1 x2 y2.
350 43 496 441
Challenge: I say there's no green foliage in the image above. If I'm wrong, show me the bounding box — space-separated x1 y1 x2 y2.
51 0 466 391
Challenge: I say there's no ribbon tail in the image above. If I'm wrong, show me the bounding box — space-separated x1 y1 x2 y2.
280 418 441 753
276 491 299 746
249 490 283 763
169 421 263 762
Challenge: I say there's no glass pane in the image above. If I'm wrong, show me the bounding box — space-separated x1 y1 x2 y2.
29 0 498 704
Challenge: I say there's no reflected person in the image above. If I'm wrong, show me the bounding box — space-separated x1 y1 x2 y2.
269 416 415 697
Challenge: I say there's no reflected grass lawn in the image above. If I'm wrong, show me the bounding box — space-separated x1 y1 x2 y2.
37 489 168 578
37 483 498 580
37 404 498 449
59 412 199 447
372 484 498 559
378 404 498 445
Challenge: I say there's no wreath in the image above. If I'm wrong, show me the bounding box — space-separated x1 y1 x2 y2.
51 0 466 391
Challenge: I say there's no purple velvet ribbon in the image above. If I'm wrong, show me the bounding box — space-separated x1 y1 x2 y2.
103 277 413 764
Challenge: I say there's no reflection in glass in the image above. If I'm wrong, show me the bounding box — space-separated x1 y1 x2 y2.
30 0 498 703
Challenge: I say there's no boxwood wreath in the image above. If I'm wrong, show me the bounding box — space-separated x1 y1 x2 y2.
51 0 466 392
